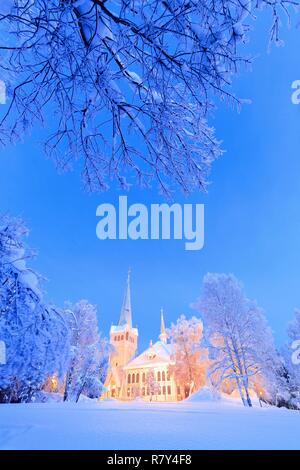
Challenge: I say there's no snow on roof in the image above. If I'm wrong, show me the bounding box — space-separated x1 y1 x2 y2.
124 341 174 370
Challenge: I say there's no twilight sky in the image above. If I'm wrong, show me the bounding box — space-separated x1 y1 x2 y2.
1 11 300 352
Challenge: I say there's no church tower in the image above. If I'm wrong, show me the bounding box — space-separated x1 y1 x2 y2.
103 270 138 398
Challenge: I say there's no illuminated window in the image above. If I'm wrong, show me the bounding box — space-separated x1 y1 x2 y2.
167 386 171 395
126 332 129 340
142 373 146 383
136 373 139 383
127 388 131 397
163 386 166 395
142 387 145 396
128 374 131 384
132 373 135 384
167 370 170 381
157 371 161 382
162 371 166 381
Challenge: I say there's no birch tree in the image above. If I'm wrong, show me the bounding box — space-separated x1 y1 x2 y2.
0 214 69 403
194 273 277 407
168 315 207 397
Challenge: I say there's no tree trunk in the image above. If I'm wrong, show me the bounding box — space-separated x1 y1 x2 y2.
75 373 88 403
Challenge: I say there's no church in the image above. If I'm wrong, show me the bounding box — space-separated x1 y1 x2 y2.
102 271 267 403
102 271 188 402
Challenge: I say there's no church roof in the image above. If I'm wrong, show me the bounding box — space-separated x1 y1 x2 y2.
124 340 174 370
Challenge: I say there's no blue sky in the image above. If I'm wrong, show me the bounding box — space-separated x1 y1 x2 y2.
1 11 300 352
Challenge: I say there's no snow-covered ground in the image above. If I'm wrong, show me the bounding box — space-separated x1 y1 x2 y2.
0 397 300 450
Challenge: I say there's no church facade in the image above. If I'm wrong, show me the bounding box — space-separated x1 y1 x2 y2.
102 272 187 402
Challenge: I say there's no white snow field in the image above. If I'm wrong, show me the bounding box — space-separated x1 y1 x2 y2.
0 397 300 450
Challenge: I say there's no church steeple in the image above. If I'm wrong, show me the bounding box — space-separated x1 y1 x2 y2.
159 308 167 343
118 269 132 328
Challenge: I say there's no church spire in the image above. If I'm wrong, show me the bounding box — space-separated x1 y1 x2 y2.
119 269 132 328
159 308 167 343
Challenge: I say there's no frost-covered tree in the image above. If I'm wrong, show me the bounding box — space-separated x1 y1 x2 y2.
0 214 69 403
63 300 108 402
194 273 278 407
167 315 207 397
145 369 160 401
0 1 295 194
